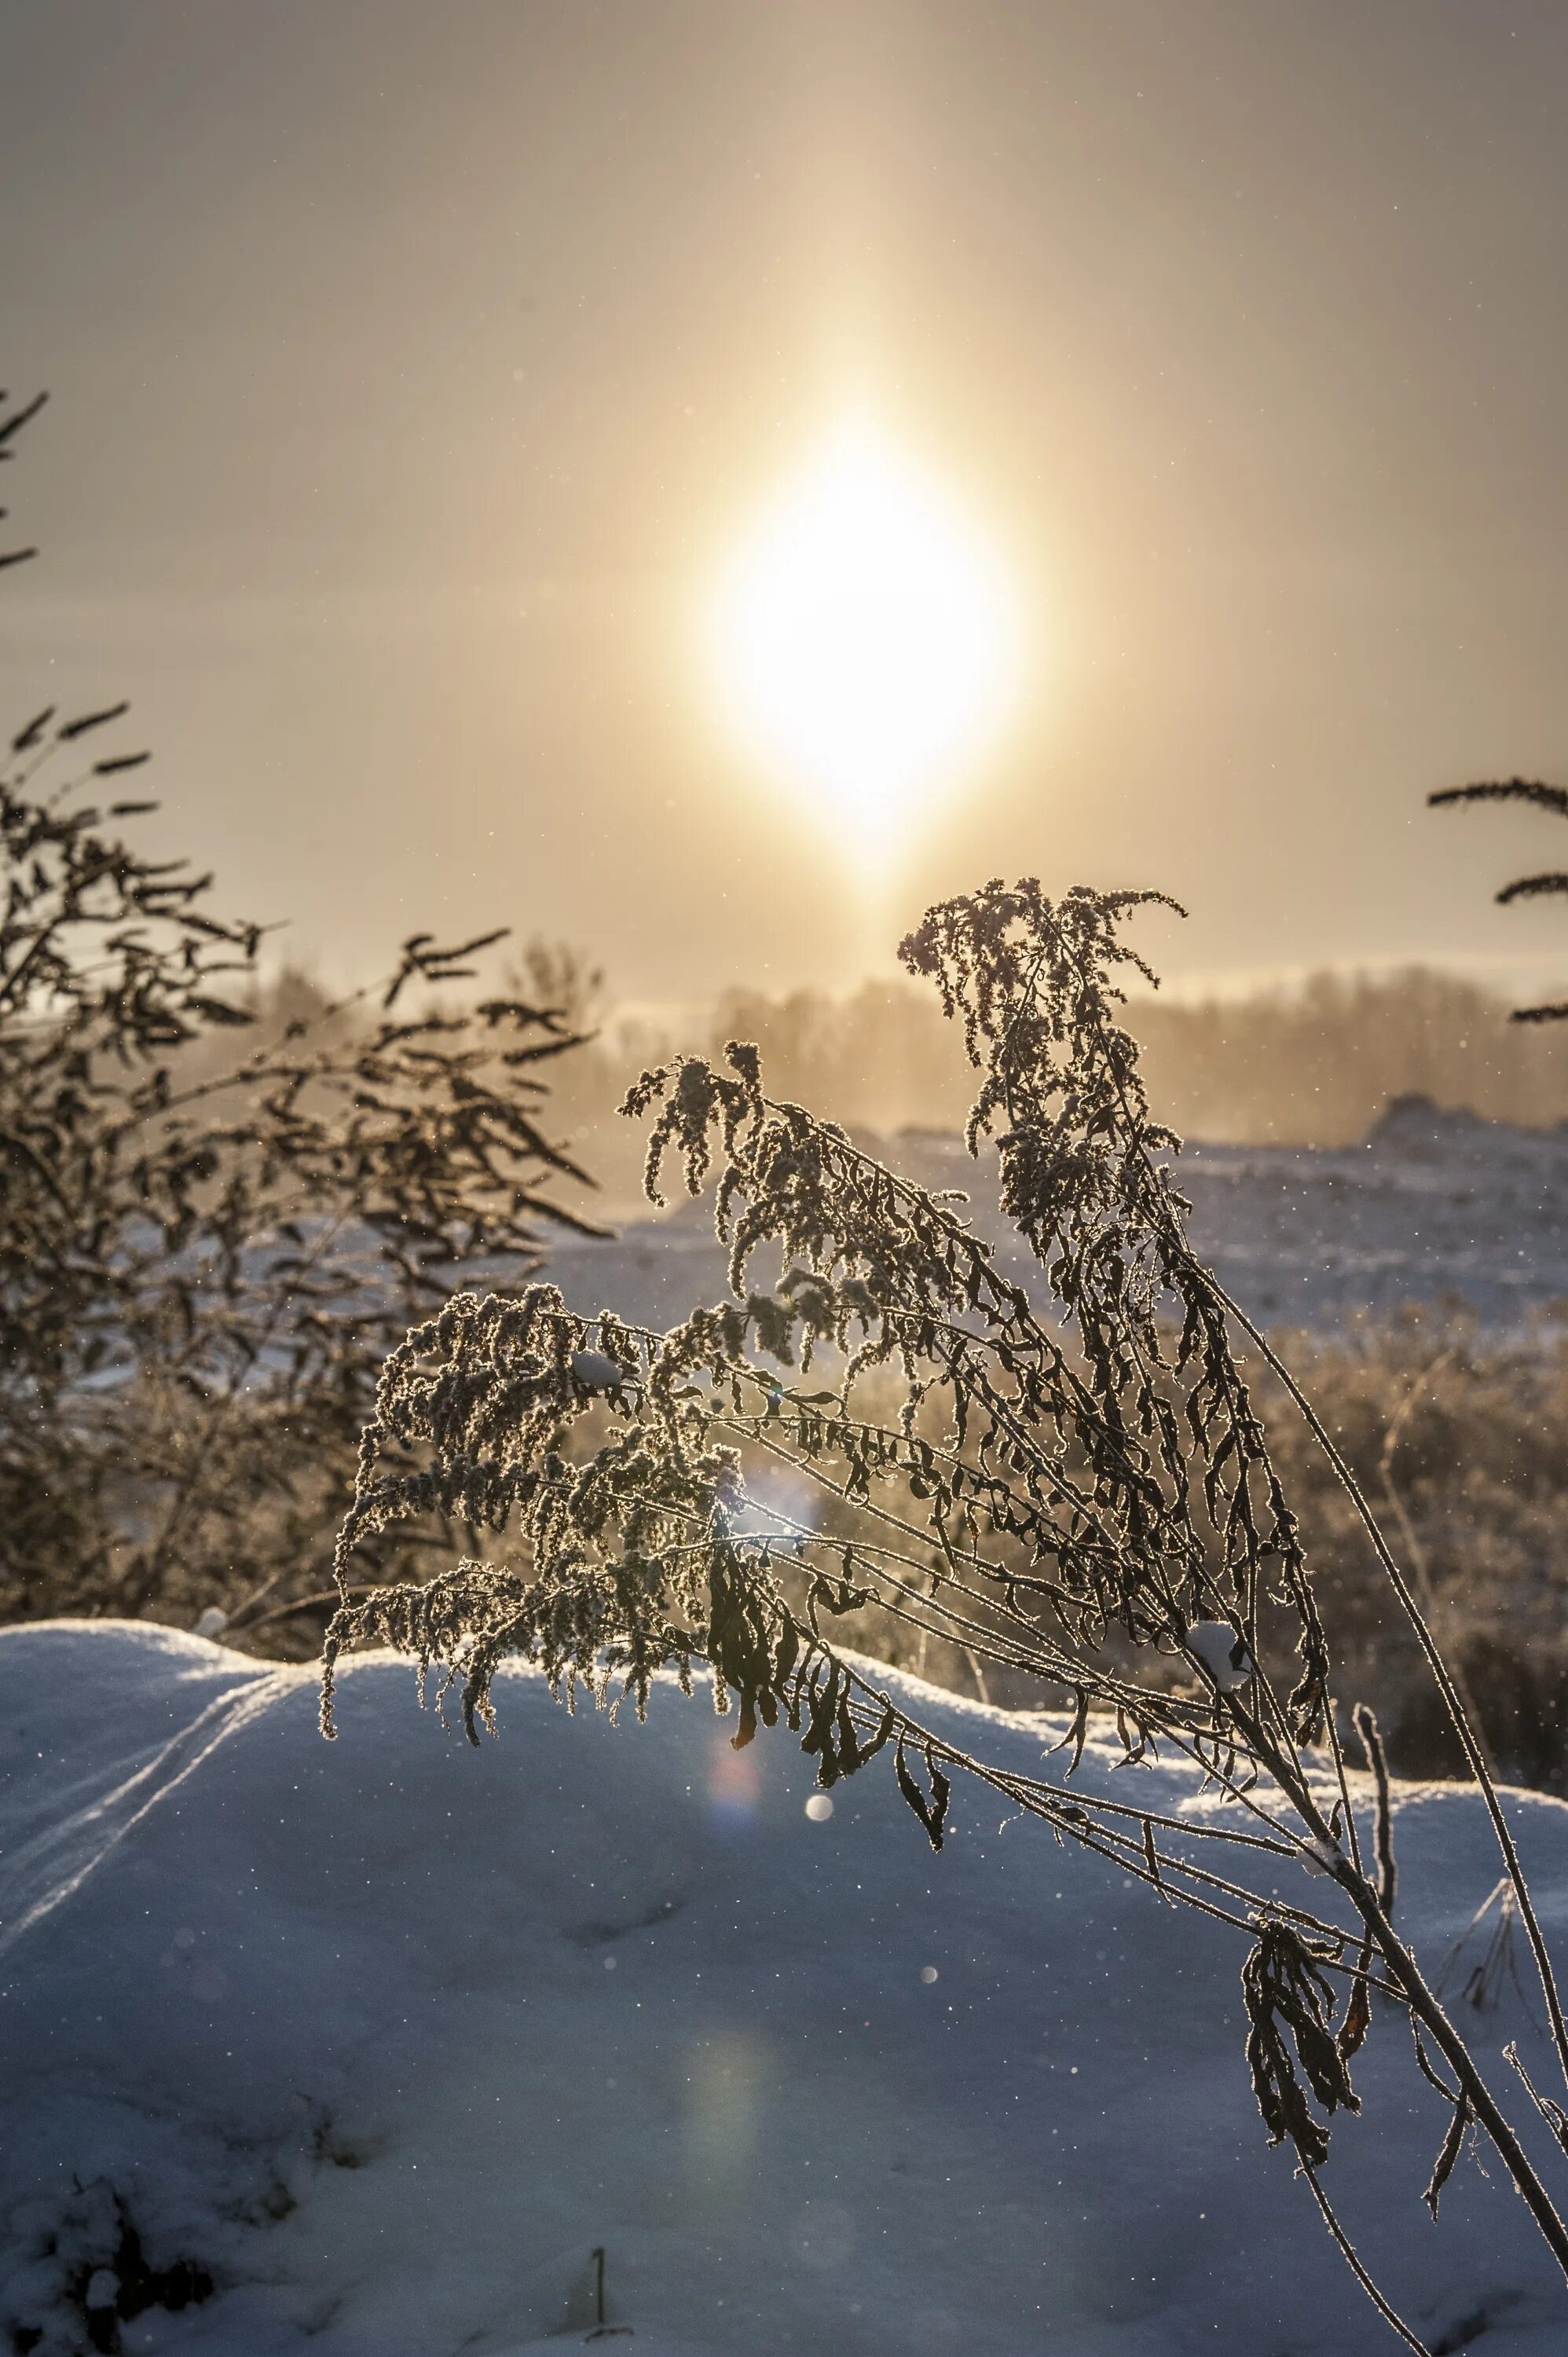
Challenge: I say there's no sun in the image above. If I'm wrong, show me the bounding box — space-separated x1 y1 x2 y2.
708 417 1020 872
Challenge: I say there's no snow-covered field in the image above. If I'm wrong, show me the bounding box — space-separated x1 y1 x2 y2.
5 1622 1568 2355
544 1099 1568 1336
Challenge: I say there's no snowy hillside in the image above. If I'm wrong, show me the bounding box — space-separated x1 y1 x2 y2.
543 1099 1568 1336
4 1623 1568 2355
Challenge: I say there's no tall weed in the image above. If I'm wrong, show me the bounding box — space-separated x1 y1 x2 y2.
326 875 1568 2341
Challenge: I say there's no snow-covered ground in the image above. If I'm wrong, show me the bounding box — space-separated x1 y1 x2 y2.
5 1622 1568 2355
544 1099 1568 1336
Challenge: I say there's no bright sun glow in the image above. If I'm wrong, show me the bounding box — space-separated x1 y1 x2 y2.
709 419 1020 871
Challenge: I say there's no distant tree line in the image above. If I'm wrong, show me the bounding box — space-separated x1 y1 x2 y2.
518 959 1568 1215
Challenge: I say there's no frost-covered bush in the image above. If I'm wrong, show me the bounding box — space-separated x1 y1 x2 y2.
0 389 598 1632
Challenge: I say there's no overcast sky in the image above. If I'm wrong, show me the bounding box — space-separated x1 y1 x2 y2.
6 0 1568 1003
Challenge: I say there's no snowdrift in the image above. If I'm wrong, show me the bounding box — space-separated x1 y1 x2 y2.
3 1622 1568 2355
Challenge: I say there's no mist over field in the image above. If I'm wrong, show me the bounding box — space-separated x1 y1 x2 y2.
520 958 1568 1219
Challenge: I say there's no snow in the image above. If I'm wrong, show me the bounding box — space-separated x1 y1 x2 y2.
544 1102 1568 1336
4 1621 1568 2355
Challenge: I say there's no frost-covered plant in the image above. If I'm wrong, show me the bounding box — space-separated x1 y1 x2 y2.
323 875 1568 2348
0 387 599 1629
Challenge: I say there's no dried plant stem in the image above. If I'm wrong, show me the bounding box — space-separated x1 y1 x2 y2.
1335 1869 1568 2279
121 1208 356 1614
1213 1277 1568 2101
1377 1353 1497 1779
1299 2163 1431 2355
1354 1704 1397 1918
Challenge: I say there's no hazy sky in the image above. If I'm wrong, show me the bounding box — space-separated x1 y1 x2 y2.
6 0 1568 1003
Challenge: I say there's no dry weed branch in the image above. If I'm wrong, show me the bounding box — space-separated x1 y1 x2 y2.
326 874 1568 2337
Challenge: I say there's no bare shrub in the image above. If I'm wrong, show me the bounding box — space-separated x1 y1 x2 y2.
0 387 599 1636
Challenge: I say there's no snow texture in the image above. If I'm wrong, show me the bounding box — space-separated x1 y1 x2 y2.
544 1102 1568 1336
4 1620 1568 2355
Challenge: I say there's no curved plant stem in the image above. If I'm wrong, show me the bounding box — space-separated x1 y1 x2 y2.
1209 1274 1568 2101
1376 1351 1498 1779
1299 2164 1431 2355
1332 1861 1568 2282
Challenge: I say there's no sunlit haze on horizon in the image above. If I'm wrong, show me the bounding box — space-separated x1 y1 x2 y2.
6 1 1568 1004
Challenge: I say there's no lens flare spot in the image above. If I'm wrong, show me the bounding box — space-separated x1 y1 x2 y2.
684 2028 767 2179
709 1736 760 1833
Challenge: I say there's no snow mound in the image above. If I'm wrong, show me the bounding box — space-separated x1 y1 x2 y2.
3 1622 1568 2355
1364 1094 1515 1160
